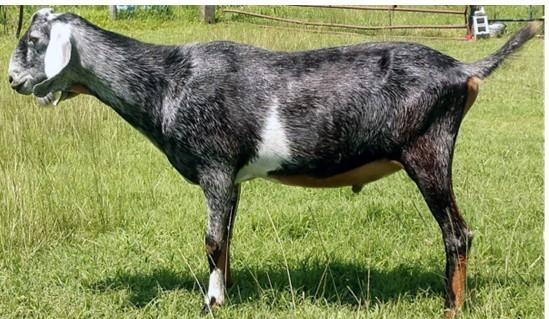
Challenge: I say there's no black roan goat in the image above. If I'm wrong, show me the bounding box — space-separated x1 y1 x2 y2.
8 8 542 317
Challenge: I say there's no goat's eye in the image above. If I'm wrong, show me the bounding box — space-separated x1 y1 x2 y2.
28 35 39 46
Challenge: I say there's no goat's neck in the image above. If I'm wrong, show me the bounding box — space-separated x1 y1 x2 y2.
72 29 172 141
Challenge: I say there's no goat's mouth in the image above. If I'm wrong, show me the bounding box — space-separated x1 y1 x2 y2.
35 90 78 106
33 83 89 106
34 84 90 106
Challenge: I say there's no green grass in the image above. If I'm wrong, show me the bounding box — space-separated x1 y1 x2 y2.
0 5 544 318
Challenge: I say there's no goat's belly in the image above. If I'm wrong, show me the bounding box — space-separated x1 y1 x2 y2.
269 160 402 188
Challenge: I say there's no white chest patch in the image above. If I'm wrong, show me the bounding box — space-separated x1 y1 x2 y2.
235 101 291 183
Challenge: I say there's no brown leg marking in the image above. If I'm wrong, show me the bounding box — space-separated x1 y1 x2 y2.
205 238 231 281
451 255 468 308
219 243 231 287
444 255 468 319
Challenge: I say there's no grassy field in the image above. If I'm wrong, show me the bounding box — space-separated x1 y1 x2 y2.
0 5 544 318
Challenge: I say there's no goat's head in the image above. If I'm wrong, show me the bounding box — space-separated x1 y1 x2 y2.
8 8 79 106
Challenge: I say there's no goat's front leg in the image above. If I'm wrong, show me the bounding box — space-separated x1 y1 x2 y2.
199 170 240 314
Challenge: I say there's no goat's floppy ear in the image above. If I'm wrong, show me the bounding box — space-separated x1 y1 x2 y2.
34 24 73 97
45 23 72 78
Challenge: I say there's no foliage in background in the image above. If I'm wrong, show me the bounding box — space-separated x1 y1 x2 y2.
114 6 176 21
0 5 544 38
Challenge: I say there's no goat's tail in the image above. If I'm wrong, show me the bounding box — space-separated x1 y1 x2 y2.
467 21 543 79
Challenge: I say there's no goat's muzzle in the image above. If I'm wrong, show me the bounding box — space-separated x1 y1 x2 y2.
10 81 24 92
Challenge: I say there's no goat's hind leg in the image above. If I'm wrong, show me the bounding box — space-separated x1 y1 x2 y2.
401 134 473 318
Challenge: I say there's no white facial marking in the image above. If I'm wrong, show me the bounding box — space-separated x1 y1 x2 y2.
235 99 292 183
205 268 225 305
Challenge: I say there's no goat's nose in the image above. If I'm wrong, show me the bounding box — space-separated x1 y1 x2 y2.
10 80 23 92
8 75 13 84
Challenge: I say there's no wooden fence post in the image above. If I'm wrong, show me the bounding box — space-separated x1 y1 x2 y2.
201 5 215 24
108 5 117 20
16 5 23 38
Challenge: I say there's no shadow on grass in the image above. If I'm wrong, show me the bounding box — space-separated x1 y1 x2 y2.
90 268 201 308
89 261 449 308
231 261 446 306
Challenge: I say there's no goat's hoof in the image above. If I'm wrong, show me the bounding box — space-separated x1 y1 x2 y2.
201 303 211 316
201 297 220 316
352 184 364 194
444 308 459 319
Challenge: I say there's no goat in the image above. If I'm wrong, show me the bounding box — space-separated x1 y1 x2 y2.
8 8 542 317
